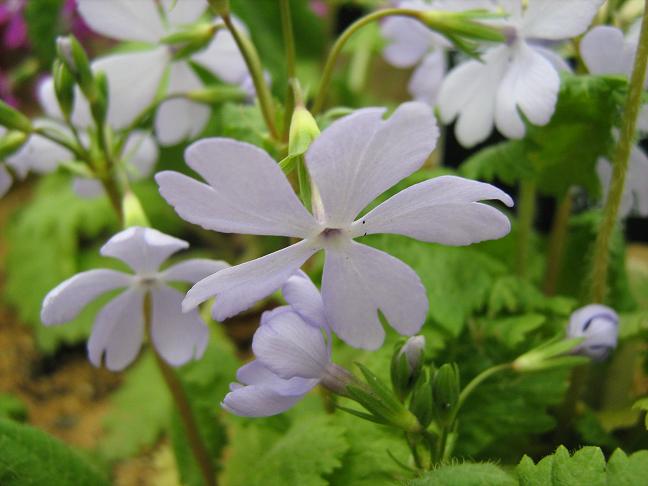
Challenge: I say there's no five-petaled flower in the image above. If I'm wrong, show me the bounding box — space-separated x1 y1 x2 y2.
438 0 601 147
157 101 513 350
41 226 228 371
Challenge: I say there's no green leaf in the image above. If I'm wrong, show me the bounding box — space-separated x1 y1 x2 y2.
632 398 648 430
0 394 27 422
406 462 517 486
24 0 65 64
484 314 546 349
222 414 348 486
607 449 648 485
0 418 109 485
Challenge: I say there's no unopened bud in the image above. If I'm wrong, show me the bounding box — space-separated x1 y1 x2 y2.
53 60 75 119
391 336 425 401
288 106 320 157
0 101 31 133
90 71 109 125
164 23 219 60
0 130 28 158
122 190 150 228
567 304 619 361
409 372 434 428
320 363 357 396
512 337 589 373
57 36 94 95
432 363 460 426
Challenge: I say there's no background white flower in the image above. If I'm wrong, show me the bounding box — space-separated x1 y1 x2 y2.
41 226 229 371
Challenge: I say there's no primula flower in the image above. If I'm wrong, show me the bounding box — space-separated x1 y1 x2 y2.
381 0 494 106
438 0 600 147
75 0 250 145
223 272 339 417
580 26 648 218
157 102 513 349
41 226 228 371
567 304 619 361
0 0 27 50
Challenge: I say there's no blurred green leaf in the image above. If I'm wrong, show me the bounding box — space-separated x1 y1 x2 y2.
407 462 516 485
24 0 65 64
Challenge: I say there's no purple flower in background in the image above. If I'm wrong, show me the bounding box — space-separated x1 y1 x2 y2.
0 72 18 108
41 227 229 371
567 304 619 361
157 101 513 349
0 0 27 49
62 0 93 41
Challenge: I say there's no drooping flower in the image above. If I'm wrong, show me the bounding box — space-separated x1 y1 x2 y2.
438 0 600 147
223 272 347 417
567 304 619 361
381 0 495 106
75 0 250 145
157 101 513 349
41 226 228 371
580 25 648 218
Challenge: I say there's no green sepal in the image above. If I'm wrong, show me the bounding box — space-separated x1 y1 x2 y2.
432 363 460 427
0 130 28 158
335 405 390 426
512 336 586 372
56 35 94 97
390 339 412 401
53 59 76 120
0 100 32 133
185 84 247 104
409 371 434 429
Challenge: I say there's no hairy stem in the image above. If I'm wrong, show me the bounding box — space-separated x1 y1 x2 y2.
144 293 216 486
280 0 297 80
516 180 536 279
590 3 648 303
543 191 573 295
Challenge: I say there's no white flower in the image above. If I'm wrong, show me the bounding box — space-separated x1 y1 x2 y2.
41 226 228 371
567 304 619 361
438 0 600 147
157 101 513 349
75 0 250 145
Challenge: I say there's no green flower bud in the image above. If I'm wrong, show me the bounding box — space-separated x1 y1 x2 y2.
288 106 320 157
53 59 76 119
409 371 434 428
0 130 28 158
122 190 150 228
391 335 426 401
432 363 460 426
163 23 219 60
0 101 32 133
512 337 588 373
90 71 109 126
57 36 94 96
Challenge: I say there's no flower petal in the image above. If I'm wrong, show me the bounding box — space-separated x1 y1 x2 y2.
533 45 572 73
72 177 103 199
156 138 317 237
222 382 307 417
381 16 439 68
93 47 169 129
252 310 329 380
0 165 12 198
580 26 628 75
122 131 158 180
87 288 144 371
236 360 316 392
6 121 72 176
161 0 207 26
521 0 603 40
155 61 210 146
184 240 318 319
160 258 229 284
495 43 559 139
77 0 165 42
101 226 188 274
192 25 249 85
282 271 327 329
322 242 427 350
41 269 132 325
306 102 438 226
408 50 447 107
151 286 208 366
352 175 513 245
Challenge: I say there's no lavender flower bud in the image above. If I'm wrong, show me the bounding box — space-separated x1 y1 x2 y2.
567 304 619 361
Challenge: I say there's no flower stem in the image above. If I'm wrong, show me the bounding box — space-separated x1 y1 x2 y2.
279 0 297 80
222 14 279 140
143 293 216 486
311 8 422 114
516 180 536 279
543 191 573 295
589 3 648 303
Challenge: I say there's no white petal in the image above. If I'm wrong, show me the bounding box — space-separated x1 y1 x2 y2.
192 26 248 85
521 0 603 40
252 310 329 380
321 242 428 350
183 240 318 319
72 177 104 199
306 102 438 226
41 269 132 325
87 288 145 371
533 45 572 73
122 131 158 180
438 46 508 147
154 62 210 146
101 227 188 274
222 379 310 417
93 48 169 129
160 258 230 284
161 0 207 26
495 43 559 139
151 286 208 366
353 175 513 245
408 50 447 106
381 16 439 68
282 271 327 329
6 121 72 176
236 360 316 392
0 165 13 198
36 77 92 127
156 138 317 237
77 0 165 42
580 26 628 75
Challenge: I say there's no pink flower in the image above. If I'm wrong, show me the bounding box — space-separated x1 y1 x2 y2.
0 0 28 49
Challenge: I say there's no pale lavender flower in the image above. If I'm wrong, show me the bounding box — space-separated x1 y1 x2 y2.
41 227 229 371
75 0 250 145
438 0 600 147
567 304 619 361
223 272 336 417
157 102 513 349
401 335 426 370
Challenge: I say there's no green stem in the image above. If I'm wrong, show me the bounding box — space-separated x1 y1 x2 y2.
543 191 573 295
311 8 422 114
222 13 279 140
33 126 85 159
454 364 511 424
144 293 216 486
516 180 536 279
279 0 297 80
590 3 648 303
100 177 124 225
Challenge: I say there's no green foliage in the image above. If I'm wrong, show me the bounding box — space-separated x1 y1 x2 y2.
0 394 27 422
633 398 648 430
517 446 648 486
24 0 65 64
483 314 547 350
0 418 109 486
407 462 517 486
221 414 348 486
461 75 626 198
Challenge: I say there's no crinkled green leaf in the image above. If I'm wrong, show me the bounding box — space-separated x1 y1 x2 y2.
484 314 546 349
406 462 517 486
0 418 109 485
